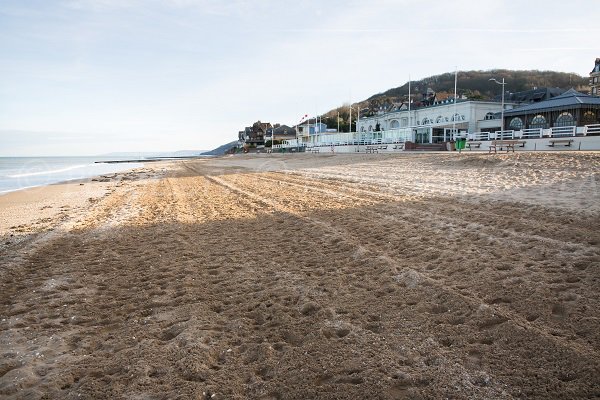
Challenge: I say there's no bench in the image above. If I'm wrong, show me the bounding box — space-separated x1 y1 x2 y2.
488 140 526 153
378 145 388 151
466 142 482 150
393 143 405 150
489 140 515 153
548 139 574 147
310 148 320 153
366 146 378 154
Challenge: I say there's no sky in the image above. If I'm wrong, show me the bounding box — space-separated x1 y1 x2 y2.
0 0 598 156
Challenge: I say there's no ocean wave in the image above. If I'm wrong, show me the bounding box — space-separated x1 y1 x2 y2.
7 163 92 178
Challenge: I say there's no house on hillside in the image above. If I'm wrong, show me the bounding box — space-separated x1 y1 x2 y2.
590 58 600 96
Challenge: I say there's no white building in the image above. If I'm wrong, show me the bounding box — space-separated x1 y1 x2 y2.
296 121 327 136
357 99 515 143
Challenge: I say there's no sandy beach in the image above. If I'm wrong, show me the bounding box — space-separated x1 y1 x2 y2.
1 152 599 399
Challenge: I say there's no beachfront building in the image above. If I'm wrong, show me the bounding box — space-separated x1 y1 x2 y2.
266 125 297 144
590 58 600 96
294 121 328 147
502 89 600 132
356 99 515 144
238 121 272 148
296 121 327 136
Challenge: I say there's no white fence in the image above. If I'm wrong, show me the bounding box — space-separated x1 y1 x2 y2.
276 124 600 149
550 126 576 137
298 128 415 148
584 124 600 136
468 124 598 141
520 128 543 139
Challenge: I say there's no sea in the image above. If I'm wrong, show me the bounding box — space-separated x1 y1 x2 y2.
0 156 144 195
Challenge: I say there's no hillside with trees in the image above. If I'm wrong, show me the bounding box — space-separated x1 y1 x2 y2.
320 70 589 132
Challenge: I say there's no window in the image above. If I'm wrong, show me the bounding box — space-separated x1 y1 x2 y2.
401 118 408 127
582 111 597 125
555 112 574 127
368 125 373 132
509 117 524 130
530 114 547 129
390 119 400 129
485 112 495 120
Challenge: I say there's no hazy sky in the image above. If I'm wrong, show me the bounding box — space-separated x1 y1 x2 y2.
1 0 598 156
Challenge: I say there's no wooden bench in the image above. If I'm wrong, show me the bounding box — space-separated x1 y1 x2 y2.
366 146 378 154
489 140 516 153
466 142 482 150
548 139 574 147
488 140 526 153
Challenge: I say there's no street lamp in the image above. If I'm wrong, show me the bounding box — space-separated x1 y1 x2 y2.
349 105 362 149
489 78 506 133
271 125 275 154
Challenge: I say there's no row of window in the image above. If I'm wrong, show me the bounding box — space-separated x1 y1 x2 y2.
508 111 598 129
361 114 468 131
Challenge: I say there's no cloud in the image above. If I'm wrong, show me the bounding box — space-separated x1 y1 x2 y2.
1 0 598 155
61 0 140 11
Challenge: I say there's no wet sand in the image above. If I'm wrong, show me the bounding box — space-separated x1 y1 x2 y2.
1 152 599 399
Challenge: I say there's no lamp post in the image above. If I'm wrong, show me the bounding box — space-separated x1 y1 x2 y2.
489 78 506 134
271 125 275 154
350 105 362 149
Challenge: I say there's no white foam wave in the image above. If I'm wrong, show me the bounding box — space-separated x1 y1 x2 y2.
7 163 92 178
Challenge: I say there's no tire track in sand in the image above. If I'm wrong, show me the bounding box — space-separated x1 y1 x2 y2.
207 171 600 386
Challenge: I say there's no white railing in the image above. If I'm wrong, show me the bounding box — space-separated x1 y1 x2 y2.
520 128 543 139
584 124 600 136
471 132 491 141
493 130 516 140
549 126 576 137
304 128 414 147
277 123 599 149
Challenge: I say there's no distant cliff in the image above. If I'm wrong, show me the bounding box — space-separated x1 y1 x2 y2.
201 141 239 156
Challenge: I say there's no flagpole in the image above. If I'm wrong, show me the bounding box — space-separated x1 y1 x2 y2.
349 104 352 134
453 67 458 138
408 75 411 134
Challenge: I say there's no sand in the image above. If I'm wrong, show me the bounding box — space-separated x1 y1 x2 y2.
1 152 599 399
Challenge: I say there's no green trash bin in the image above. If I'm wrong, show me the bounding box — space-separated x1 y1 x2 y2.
455 138 466 151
